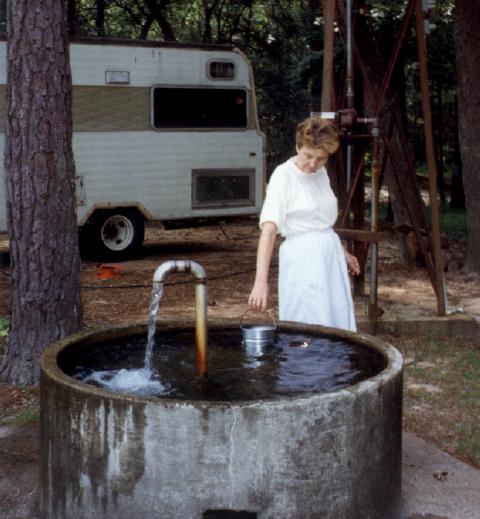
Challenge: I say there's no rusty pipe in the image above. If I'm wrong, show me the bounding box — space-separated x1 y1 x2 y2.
153 260 208 376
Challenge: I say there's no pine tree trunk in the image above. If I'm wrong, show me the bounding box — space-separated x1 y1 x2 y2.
0 0 82 385
449 95 465 209
454 0 480 271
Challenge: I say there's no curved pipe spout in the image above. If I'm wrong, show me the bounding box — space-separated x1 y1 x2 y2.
153 260 208 376
153 260 207 284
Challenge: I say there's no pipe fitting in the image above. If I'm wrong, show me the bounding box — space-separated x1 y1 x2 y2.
153 260 207 283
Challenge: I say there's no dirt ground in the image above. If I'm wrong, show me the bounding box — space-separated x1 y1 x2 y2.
0 217 479 519
1 217 479 328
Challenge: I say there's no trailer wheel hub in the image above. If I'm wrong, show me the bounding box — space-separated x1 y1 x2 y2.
101 214 135 251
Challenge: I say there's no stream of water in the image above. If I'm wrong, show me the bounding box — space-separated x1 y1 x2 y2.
144 281 164 374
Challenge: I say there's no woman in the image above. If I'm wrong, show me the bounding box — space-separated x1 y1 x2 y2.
248 117 360 331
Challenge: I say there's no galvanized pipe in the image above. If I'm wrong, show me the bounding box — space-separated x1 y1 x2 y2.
369 125 381 332
346 142 353 192
345 0 354 199
321 0 336 112
345 0 354 109
153 260 208 375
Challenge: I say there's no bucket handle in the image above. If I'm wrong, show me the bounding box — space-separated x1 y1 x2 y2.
240 308 277 331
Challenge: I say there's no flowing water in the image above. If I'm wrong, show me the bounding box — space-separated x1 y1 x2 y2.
144 281 164 374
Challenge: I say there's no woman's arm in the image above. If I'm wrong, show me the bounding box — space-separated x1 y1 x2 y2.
248 221 278 312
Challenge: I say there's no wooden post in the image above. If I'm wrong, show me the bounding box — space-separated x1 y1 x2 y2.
415 0 447 315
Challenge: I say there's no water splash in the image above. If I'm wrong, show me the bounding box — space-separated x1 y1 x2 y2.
84 368 169 397
144 281 164 374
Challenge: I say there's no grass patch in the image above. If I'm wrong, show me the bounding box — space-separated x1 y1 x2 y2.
0 383 39 425
394 334 480 467
8 403 40 426
438 208 467 239
0 316 9 337
374 199 467 240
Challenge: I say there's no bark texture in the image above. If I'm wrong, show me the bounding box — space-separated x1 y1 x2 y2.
454 0 480 271
0 0 82 384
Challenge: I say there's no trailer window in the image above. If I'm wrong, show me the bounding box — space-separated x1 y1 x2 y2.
192 169 255 208
152 87 247 129
208 60 236 80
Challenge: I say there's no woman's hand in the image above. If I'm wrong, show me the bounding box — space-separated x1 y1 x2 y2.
345 250 360 275
248 281 269 312
248 221 277 312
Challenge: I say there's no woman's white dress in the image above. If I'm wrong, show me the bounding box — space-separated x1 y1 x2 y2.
259 157 356 331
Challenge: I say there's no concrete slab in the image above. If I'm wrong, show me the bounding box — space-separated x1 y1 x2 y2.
368 312 479 338
356 303 479 338
402 431 480 519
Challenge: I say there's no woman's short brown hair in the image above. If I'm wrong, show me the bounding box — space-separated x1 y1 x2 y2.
296 117 339 154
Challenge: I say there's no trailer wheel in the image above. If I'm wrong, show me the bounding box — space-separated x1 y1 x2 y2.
80 209 145 261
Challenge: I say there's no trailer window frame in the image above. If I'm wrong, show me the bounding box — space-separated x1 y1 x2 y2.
150 85 249 131
206 59 237 80
191 168 256 209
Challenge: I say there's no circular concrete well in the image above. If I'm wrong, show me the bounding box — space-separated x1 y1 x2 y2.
40 321 403 519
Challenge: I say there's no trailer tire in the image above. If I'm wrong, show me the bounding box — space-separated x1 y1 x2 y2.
80 209 145 261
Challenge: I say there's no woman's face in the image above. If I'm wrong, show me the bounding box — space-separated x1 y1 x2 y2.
295 145 329 174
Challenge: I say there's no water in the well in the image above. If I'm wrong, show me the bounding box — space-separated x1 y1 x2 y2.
63 328 386 400
66 260 385 400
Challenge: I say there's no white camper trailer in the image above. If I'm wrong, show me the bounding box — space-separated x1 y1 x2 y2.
0 38 265 259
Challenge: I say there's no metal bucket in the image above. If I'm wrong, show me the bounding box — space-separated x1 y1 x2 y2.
240 310 277 356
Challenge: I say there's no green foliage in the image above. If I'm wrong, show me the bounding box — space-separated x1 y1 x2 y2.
247 2 322 170
0 316 9 337
10 404 40 426
422 205 467 239
439 208 467 239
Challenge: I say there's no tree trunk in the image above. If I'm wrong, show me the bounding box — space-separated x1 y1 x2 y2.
96 0 106 37
0 0 7 36
67 0 76 37
0 0 82 385
145 0 177 42
434 82 446 206
139 12 155 40
450 95 465 209
454 0 480 271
